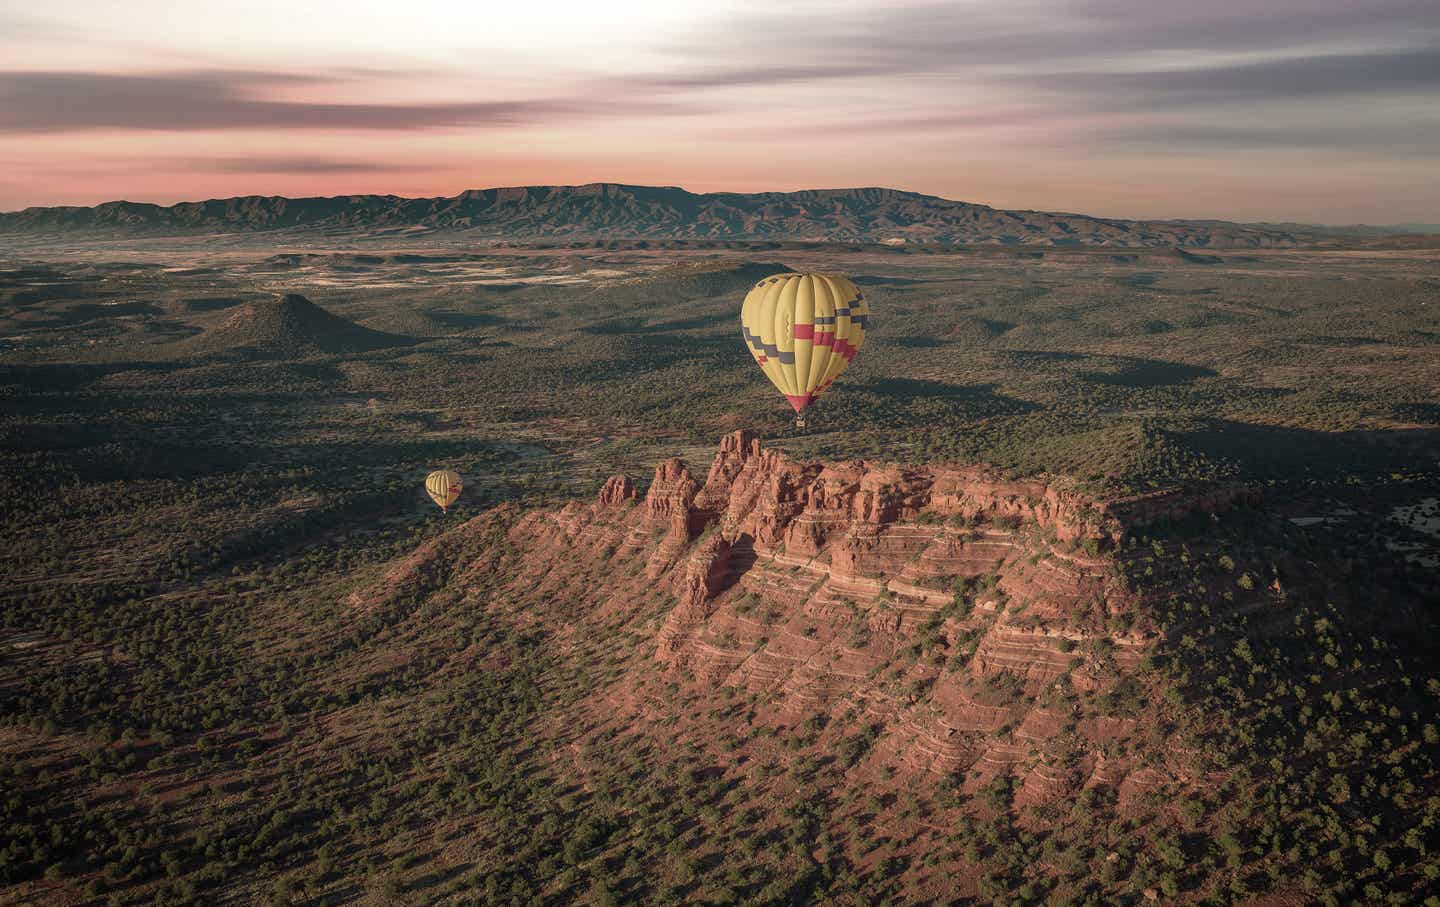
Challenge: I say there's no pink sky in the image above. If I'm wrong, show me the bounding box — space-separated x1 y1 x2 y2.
2 1 1436 223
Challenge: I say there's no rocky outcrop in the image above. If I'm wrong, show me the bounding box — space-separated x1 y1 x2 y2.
657 533 734 662
495 432 1254 802
645 458 700 530
675 431 1125 554
597 475 636 507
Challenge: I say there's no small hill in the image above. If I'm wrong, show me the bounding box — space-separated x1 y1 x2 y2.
598 259 790 302
185 293 413 358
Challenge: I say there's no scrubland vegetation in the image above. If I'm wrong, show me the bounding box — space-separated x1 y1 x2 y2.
1 240 1437 904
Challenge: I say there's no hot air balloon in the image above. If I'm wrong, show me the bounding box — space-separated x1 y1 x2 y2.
425 470 462 513
740 272 869 427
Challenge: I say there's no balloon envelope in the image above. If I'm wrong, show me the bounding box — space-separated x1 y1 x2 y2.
740 272 869 413
425 470 462 511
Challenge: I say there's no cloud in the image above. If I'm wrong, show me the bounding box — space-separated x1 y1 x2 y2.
186 156 422 174
0 69 672 132
637 62 903 91
0 0 1435 218
4 3 1434 139
1097 119 1440 157
648 0 1435 80
1039 47 1440 107
634 1 1439 105
628 3 1439 159
1019 46 1440 156
1069 0 1438 52
0 10 77 41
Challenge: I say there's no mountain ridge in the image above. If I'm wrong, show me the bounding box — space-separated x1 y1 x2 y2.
0 182 1335 248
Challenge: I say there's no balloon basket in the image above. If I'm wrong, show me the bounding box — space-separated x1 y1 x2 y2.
794 416 807 430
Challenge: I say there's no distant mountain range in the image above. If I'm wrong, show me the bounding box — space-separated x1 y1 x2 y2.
0 183 1428 247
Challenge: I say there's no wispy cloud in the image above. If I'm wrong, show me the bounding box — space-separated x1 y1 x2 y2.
1034 47 1440 107
656 0 1438 75
0 10 78 41
3 4 1435 142
0 69 690 132
1097 118 1440 158
615 1 1440 157
0 1 1435 220
185 155 421 174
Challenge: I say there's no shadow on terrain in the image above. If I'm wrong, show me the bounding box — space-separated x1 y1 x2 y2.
1123 272 1160 287
646 312 731 332
61 302 165 320
889 336 947 348
843 380 1041 422
854 275 931 287
1082 358 1217 387
864 378 1018 401
946 317 1016 339
423 310 508 329
1392 402 1440 425
180 297 247 312
711 534 759 600
996 350 1087 367
579 316 647 336
0 361 174 390
1180 421 1440 481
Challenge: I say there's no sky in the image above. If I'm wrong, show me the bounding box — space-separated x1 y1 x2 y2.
0 0 1436 223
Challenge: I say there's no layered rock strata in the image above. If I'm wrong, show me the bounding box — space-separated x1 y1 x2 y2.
502 431 1248 804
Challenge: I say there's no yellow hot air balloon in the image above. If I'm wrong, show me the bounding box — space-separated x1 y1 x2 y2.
740 272 869 427
425 470 462 513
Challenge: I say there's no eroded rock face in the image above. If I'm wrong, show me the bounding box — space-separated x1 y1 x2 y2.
493 432 1256 804
694 428 762 514
612 433 1135 621
645 458 700 530
650 430 1123 556
597 475 636 508
657 533 734 662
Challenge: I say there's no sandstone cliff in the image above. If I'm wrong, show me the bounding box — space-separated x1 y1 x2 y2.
496 431 1254 808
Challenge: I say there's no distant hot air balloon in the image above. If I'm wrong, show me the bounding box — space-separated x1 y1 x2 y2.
425 470 462 513
740 272 869 427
